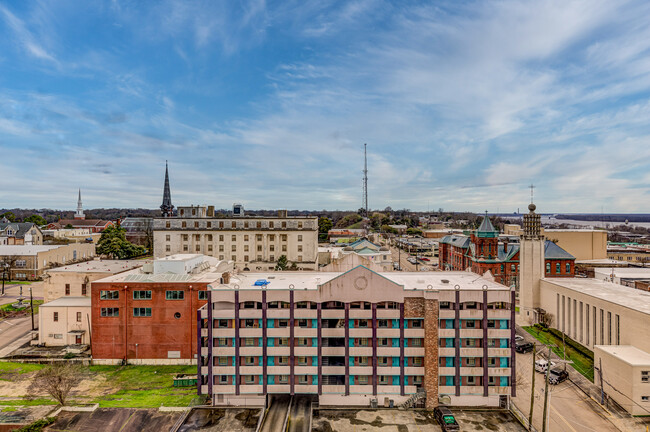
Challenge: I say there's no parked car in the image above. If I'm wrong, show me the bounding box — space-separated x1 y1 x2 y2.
433 407 460 431
548 368 569 385
515 335 524 342
515 341 534 353
420 257 430 261
535 359 556 373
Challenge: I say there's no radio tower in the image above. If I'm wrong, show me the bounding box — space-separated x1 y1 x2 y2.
362 143 368 218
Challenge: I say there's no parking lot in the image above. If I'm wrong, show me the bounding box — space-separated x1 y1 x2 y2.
312 408 525 431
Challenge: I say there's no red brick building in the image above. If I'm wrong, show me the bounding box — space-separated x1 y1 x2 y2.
440 214 575 287
91 255 226 363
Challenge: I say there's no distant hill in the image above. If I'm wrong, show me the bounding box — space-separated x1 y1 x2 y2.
554 214 650 223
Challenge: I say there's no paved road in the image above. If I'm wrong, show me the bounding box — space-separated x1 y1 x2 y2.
390 246 435 272
287 396 311 432
0 282 43 306
260 395 291 432
512 339 617 432
0 315 37 357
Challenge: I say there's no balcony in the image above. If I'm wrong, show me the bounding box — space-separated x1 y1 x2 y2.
404 347 425 357
240 366 263 375
213 328 235 338
438 367 455 376
376 309 400 319
376 385 401 394
267 384 291 393
459 386 484 395
267 310 290 319
376 347 400 357
488 367 511 377
294 346 317 356
201 347 208 356
322 366 345 375
487 329 511 339
376 366 400 375
294 384 318 394
438 329 455 338
459 329 483 339
322 385 346 394
239 384 263 394
487 348 511 357
212 310 234 319
378 328 400 338
294 327 317 337
201 366 208 375
239 328 262 338
322 328 345 338
459 348 484 357
488 310 511 319
212 385 235 394
488 386 511 395
404 366 424 375
267 347 290 356
201 384 208 394
439 310 455 319
404 328 424 338
439 348 455 357
348 347 372 357
349 328 372 338
201 328 208 337
294 310 317 319
267 328 289 338
349 309 372 319
213 366 235 375
459 310 483 319
294 366 318 375
239 310 262 319
349 384 373 394
321 310 345 319
439 386 455 395
459 367 484 376
212 347 235 356
349 366 373 375
239 347 263 357
322 347 346 356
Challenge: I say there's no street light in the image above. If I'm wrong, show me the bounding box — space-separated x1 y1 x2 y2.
1 263 8 296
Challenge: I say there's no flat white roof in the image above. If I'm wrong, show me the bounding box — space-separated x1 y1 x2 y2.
594 267 650 279
575 259 628 265
595 345 650 366
47 260 143 274
543 278 650 315
155 254 204 262
40 297 91 308
220 270 508 291
0 245 61 255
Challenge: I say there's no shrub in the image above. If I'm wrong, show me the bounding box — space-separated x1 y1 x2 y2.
15 417 55 432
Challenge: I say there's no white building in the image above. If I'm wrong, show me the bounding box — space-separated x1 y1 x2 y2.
38 297 91 346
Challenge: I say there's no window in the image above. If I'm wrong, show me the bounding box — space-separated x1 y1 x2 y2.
232 245 236 252
358 375 369 385
642 371 650 383
244 319 257 328
220 375 228 383
196 245 201 252
298 223 303 229
278 338 289 346
556 263 561 273
166 245 171 252
466 358 476 366
281 234 287 241
76 312 82 322
53 334 63 339
358 320 368 328
216 338 228 346
182 234 188 241
278 375 289 383
166 290 185 300
487 320 496 328
411 320 423 328
65 284 70 295
244 245 249 252
297 356 308 365
81 284 87 296
297 319 308 328
546 263 551 273
270 245 275 252
53 312 59 322
278 356 289 365
216 319 230 328
358 357 369 366
208 245 213 252
15 260 26 267
231 222 236 228
219 357 228 366
297 338 308 346
282 245 287 252
133 290 152 300
378 357 389 366
467 376 475 385
133 307 152 317
358 338 369 347
378 338 389 347
232 235 236 241
244 357 255 365
410 338 423 347
100 290 119 300
219 245 224 252
101 307 119 317
378 320 389 328
298 234 303 241
298 375 308 384
198 291 208 300
244 376 255 384
379 375 389 385
297 245 302 252
257 245 262 252
207 222 212 228
166 234 170 241
278 319 289 327
413 357 423 366
244 338 256 346
488 357 497 366
642 396 650 402
566 262 571 273
183 245 188 251
166 221 171 228
465 320 476 328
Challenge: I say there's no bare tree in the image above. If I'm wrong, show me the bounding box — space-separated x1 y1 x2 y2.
34 363 82 406
539 312 554 328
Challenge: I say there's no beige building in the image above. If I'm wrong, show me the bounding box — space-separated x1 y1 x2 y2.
594 346 650 415
42 228 101 244
0 244 96 280
153 207 318 271
504 224 607 260
0 221 43 246
608 244 650 264
42 259 144 302
38 297 91 346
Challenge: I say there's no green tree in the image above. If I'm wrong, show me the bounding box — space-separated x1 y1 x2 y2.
0 212 15 222
275 255 288 271
64 224 74 229
97 225 146 259
381 225 398 235
24 215 47 226
335 213 362 228
407 227 423 236
318 217 333 234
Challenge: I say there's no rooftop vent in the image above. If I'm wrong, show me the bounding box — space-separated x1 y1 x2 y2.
441 279 450 284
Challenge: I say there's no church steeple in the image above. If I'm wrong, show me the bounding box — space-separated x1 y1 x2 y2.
74 189 85 220
160 161 174 217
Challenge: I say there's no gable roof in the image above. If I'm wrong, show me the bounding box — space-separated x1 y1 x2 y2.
0 222 39 239
544 240 575 260
440 235 471 249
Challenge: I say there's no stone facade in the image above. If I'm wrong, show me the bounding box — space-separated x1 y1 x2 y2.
423 298 439 409
404 297 424 318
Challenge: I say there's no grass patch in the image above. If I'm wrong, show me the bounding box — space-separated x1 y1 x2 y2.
523 326 594 382
0 398 58 406
0 300 44 315
0 362 46 375
4 281 33 285
87 365 197 408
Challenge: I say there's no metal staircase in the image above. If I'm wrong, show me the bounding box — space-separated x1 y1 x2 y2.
399 391 426 409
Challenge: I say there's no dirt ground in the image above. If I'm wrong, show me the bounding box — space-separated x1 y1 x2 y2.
0 367 111 400
178 408 261 432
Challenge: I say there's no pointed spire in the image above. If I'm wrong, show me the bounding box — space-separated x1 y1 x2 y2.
476 211 497 238
160 161 174 217
75 189 85 220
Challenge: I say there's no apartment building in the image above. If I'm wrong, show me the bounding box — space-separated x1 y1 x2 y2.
91 254 230 364
153 206 318 271
197 265 515 408
0 244 96 280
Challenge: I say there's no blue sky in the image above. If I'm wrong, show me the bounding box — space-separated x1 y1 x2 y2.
1 0 650 213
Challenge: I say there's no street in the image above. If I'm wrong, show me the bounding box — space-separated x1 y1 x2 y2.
0 282 41 357
512 336 616 432
389 245 438 272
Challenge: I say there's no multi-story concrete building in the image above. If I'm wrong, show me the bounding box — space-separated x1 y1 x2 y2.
153 206 318 271
504 224 607 261
91 254 230 364
197 265 515 408
39 297 91 346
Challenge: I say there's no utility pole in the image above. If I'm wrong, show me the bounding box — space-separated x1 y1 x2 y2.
599 357 605 405
528 344 536 431
562 332 567 372
362 143 368 219
541 346 552 432
29 286 34 331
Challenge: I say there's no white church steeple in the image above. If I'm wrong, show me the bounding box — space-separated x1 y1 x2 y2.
74 189 85 220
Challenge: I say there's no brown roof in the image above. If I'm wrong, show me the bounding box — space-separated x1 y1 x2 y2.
52 219 114 227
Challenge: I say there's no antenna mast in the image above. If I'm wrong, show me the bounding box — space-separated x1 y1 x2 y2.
362 143 368 218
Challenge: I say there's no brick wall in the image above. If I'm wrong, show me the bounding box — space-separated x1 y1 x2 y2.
423 298 439 409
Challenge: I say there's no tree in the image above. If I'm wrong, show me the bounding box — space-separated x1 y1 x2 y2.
318 217 333 234
275 255 288 271
33 363 82 406
0 212 15 222
381 225 398 235
64 224 74 229
407 227 423 236
24 215 47 226
97 225 146 259
335 213 362 229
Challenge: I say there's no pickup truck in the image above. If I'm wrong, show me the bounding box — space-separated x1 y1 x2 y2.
433 407 459 431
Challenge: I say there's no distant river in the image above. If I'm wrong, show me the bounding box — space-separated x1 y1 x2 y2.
541 216 650 229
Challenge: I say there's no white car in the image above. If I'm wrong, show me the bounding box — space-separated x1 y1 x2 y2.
535 359 556 373
515 335 524 342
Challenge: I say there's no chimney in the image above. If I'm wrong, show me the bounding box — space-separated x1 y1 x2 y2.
207 206 215 217
503 237 508 254
222 272 230 285
278 210 287 218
